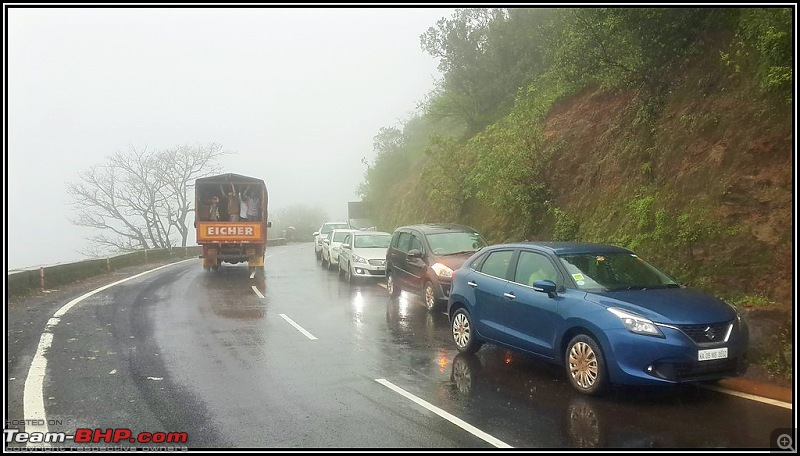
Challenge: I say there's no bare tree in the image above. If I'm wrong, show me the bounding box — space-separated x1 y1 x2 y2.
68 143 227 255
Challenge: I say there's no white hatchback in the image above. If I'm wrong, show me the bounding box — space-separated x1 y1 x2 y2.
321 229 358 270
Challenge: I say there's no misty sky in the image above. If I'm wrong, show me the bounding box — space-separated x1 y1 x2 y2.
6 7 456 271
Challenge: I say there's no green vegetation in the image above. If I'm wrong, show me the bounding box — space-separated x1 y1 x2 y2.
359 7 792 308
762 328 793 380
730 294 776 308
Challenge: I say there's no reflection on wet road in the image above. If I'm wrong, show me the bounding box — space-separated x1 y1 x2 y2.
139 243 796 448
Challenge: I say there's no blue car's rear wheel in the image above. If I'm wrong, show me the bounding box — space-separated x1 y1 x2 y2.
452 308 482 354
566 334 607 395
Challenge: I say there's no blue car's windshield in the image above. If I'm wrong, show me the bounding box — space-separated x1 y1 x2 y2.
558 252 679 291
354 234 391 249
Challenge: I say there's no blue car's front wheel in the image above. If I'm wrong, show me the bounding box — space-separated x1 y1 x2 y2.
566 334 608 396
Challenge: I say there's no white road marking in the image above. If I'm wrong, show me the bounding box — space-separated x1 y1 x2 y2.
249 271 256 279
251 285 265 299
24 333 53 446
375 378 512 448
23 259 193 445
279 314 318 340
702 384 793 409
265 250 286 259
378 283 387 289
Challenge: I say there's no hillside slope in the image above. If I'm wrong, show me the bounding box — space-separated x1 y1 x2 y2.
537 62 792 384
540 63 792 305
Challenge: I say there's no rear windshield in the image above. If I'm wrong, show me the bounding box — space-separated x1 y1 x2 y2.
322 223 349 234
354 234 391 248
332 231 351 242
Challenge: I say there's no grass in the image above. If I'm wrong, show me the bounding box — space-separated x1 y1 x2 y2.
730 294 776 308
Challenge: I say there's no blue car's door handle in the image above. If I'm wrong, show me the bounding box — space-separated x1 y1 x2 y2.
467 281 478 288
503 292 516 299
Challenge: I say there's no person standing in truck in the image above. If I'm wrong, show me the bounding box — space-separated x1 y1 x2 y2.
239 191 249 221
246 190 260 221
221 184 240 221
208 196 220 221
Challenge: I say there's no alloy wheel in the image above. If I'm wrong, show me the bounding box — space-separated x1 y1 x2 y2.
425 282 436 311
568 341 598 390
452 312 471 349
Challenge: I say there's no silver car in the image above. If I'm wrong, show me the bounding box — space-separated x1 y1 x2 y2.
337 231 392 282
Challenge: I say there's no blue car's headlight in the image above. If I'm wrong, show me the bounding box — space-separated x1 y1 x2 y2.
608 307 664 337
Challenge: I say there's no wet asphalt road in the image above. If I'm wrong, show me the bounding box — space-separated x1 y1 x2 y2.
6 242 794 449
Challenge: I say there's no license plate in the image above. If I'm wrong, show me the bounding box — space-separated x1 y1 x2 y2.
698 347 728 361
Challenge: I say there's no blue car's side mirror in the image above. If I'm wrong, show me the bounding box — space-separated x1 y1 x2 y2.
532 280 558 298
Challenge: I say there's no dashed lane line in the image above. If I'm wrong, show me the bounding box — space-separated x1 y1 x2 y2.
375 378 512 448
279 314 318 340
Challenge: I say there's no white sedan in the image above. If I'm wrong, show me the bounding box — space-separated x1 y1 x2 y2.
337 231 392 282
321 229 358 270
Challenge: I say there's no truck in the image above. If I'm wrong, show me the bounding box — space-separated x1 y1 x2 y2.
347 200 374 230
194 173 271 271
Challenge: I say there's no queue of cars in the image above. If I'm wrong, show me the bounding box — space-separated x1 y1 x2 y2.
313 221 749 395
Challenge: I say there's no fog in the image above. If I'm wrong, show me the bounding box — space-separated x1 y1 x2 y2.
6 7 455 271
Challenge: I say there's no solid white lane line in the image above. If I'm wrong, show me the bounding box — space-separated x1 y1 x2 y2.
23 259 193 446
702 385 793 409
23 333 53 446
375 378 512 448
251 286 265 299
279 314 318 340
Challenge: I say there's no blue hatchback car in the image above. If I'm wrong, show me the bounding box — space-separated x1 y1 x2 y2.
447 242 748 395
